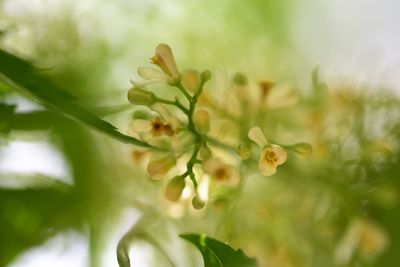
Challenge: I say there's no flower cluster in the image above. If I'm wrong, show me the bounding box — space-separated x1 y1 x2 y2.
126 44 311 210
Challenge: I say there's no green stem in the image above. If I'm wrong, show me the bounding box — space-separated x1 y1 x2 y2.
176 82 192 102
155 97 189 114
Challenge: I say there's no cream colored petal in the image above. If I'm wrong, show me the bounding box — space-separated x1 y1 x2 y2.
271 144 287 165
226 166 241 186
147 154 176 179
202 158 220 175
258 154 277 176
138 132 152 142
129 119 152 133
154 43 180 77
151 103 180 130
193 109 210 134
181 70 200 93
266 85 299 109
138 67 170 80
131 78 169 87
248 127 268 147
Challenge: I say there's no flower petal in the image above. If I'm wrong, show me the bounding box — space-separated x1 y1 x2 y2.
271 144 287 165
152 43 180 77
138 67 170 80
226 166 241 186
181 69 200 93
258 153 277 176
151 103 180 130
248 127 268 147
131 78 169 87
129 119 152 133
147 154 176 179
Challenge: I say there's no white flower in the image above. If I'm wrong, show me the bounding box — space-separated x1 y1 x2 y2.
335 219 388 265
146 153 176 179
129 117 173 138
202 158 240 186
248 127 287 176
193 109 210 134
131 67 173 87
150 43 180 80
128 104 180 142
258 145 287 176
165 176 186 202
181 69 200 93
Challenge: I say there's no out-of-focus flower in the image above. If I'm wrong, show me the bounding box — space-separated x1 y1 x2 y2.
192 193 206 209
263 84 299 109
258 80 274 102
202 158 240 186
129 117 174 138
128 105 180 142
146 153 176 179
232 73 251 104
130 149 150 166
150 104 180 132
248 126 268 148
236 143 252 160
291 142 312 156
165 176 186 202
335 218 388 265
248 127 287 176
181 69 200 93
151 43 180 82
131 67 173 87
199 146 212 160
193 109 210 134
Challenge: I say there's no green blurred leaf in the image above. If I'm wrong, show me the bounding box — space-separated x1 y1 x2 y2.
0 49 151 148
180 234 258 267
0 102 16 136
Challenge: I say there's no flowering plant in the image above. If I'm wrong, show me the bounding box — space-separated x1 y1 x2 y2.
1 41 399 267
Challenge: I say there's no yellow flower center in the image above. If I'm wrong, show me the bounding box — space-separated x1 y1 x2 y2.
264 150 278 164
214 167 229 181
151 118 164 136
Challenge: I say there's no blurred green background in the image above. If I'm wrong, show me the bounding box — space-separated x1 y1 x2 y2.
1 0 400 266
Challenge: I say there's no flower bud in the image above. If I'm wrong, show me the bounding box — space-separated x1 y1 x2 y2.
192 194 206 209
200 70 211 82
248 127 268 148
199 146 212 160
233 73 247 86
127 87 156 106
151 43 180 79
181 70 200 93
292 143 312 156
236 143 252 160
193 109 210 134
165 176 186 202
147 154 176 179
132 109 153 120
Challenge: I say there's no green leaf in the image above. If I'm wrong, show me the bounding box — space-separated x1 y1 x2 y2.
0 49 151 148
180 234 258 267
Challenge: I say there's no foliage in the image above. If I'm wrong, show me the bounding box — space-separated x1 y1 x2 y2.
180 234 258 267
1 2 400 267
